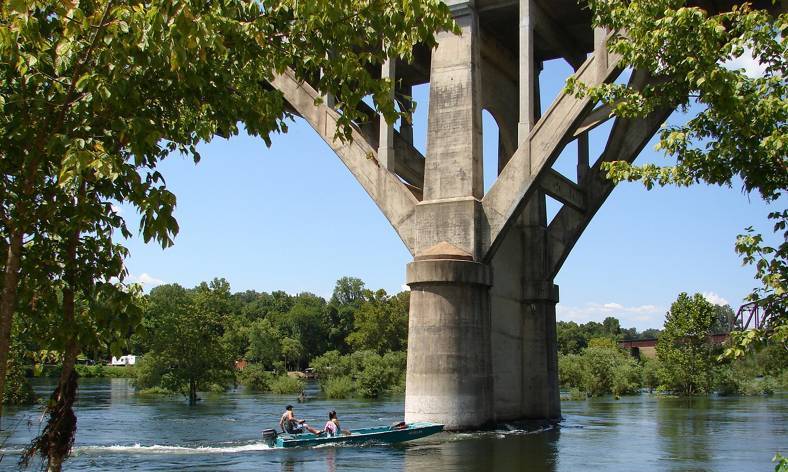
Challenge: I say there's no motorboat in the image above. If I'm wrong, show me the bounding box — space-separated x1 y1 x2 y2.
262 422 443 448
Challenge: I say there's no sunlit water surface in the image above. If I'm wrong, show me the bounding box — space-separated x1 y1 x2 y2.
0 379 785 471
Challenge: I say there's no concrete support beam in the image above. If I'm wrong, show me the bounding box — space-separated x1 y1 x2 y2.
519 0 536 144
573 103 613 137
378 57 396 172
539 169 586 213
547 105 672 278
482 39 623 261
397 84 414 145
354 101 425 190
577 132 590 184
423 2 484 202
271 70 419 253
594 27 609 83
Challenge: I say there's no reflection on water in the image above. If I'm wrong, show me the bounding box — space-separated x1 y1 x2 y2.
0 379 785 471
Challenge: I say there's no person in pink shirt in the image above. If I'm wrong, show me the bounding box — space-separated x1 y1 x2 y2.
323 410 350 436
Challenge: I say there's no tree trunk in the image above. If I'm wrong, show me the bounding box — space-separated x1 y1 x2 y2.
0 229 24 424
39 191 83 471
189 380 197 406
46 343 79 472
44 210 82 471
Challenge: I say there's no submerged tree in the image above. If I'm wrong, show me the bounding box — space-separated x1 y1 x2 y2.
657 293 717 395
572 0 786 354
136 282 234 405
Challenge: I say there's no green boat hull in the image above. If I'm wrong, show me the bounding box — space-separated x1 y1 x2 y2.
272 422 443 448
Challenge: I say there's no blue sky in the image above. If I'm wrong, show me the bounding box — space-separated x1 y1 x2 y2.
117 59 783 332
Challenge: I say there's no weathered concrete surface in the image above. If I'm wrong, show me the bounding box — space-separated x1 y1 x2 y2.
405 251 493 430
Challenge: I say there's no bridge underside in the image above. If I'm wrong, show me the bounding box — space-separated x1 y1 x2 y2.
271 0 681 429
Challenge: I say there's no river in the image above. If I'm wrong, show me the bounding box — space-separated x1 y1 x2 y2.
0 379 785 471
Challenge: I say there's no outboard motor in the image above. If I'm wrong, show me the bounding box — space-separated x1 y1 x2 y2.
262 429 278 447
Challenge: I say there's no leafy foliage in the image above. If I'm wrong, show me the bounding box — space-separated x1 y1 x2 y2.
268 375 304 395
135 281 235 404
657 293 718 395
236 364 273 392
309 349 406 399
558 344 641 397
2 338 35 405
346 290 408 355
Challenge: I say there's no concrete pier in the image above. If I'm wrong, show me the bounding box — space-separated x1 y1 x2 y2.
405 249 493 429
271 0 674 430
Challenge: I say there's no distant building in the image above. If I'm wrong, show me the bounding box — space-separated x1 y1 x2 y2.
111 355 137 366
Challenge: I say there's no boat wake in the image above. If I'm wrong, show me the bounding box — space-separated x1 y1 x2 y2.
74 442 273 455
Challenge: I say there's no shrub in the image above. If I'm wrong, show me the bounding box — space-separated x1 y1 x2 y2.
324 376 355 399
310 350 406 399
713 366 741 396
559 346 643 397
75 364 136 378
357 357 387 398
133 354 167 390
640 357 661 392
3 345 35 405
238 364 274 392
136 387 176 395
611 359 642 396
269 375 304 394
559 354 585 389
311 350 351 385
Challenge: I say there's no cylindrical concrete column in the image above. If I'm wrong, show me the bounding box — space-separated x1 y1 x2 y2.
521 282 561 420
405 257 494 430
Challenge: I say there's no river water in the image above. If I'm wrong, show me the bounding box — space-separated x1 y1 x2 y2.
0 379 785 471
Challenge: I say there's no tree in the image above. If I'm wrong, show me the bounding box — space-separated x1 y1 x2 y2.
245 318 282 368
280 337 304 371
136 283 234 405
573 0 786 355
346 289 408 355
557 321 588 354
327 277 367 352
711 304 736 334
274 292 328 365
1 1 456 468
602 316 622 338
657 293 717 395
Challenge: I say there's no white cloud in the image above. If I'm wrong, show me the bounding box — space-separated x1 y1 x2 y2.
400 284 410 292
722 47 766 78
556 301 664 329
111 204 122 215
703 291 728 306
129 273 165 287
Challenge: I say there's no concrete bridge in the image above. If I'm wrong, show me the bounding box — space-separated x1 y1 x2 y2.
267 0 763 430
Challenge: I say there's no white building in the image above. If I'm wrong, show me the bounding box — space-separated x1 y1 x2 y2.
111 355 137 366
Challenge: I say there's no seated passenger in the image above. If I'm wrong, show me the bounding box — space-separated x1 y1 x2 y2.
324 410 350 436
279 405 320 434
323 411 339 436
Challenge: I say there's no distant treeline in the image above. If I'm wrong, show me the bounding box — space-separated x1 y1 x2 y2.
556 303 735 356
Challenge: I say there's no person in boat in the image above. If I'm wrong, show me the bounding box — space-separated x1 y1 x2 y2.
323 410 350 436
279 405 320 435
